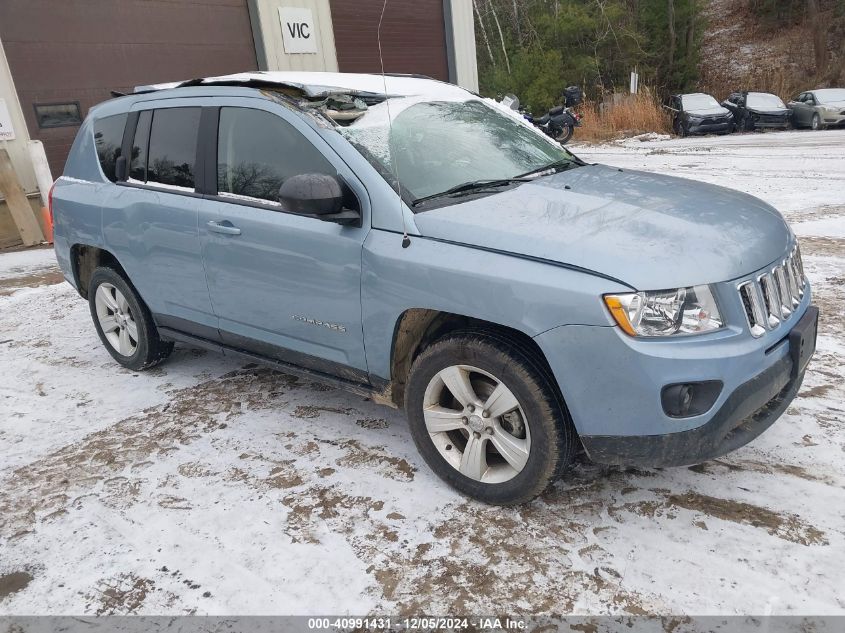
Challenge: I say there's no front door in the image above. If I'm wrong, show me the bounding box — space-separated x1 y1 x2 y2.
197 102 370 379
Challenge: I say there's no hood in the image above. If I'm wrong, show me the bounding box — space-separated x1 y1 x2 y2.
686 105 731 117
413 165 792 290
819 100 845 109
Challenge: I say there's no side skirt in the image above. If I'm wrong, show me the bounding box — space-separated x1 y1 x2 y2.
158 327 395 407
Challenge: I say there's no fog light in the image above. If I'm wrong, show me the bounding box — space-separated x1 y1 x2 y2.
661 381 723 418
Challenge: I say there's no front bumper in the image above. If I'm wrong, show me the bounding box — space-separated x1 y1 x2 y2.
687 120 733 134
752 118 790 129
534 278 815 467
822 113 845 126
579 352 802 467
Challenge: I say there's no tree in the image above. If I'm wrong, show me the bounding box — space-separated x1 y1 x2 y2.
474 0 705 111
807 0 828 74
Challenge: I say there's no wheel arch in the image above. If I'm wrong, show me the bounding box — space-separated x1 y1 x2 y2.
70 244 128 299
387 308 560 410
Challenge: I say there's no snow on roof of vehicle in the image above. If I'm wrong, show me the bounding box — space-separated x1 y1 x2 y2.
134 71 472 100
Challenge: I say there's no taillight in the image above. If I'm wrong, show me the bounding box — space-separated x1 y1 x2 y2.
48 181 56 225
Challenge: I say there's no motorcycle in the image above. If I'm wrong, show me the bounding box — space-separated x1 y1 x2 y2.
501 86 583 145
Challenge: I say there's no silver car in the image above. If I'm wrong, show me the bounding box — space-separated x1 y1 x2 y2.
789 88 845 130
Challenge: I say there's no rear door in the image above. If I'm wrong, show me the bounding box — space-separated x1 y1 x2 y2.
103 99 218 339
196 100 370 379
790 93 811 126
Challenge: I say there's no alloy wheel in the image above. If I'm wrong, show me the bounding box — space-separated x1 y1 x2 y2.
422 364 531 483
95 283 139 356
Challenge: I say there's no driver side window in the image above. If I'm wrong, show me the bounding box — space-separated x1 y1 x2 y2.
216 107 336 207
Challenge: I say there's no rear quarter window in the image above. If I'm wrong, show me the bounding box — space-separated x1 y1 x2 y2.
93 113 128 182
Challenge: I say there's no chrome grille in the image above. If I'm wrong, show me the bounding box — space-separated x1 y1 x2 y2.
739 245 806 338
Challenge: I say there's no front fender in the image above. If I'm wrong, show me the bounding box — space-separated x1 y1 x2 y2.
361 228 627 381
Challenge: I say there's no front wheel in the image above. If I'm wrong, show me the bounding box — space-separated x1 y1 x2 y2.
812 113 823 131
555 124 575 144
89 267 173 371
405 331 577 505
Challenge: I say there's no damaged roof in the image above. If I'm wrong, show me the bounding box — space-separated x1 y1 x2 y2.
134 71 472 101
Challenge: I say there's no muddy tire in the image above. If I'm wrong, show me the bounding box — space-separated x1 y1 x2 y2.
405 330 577 505
88 266 173 371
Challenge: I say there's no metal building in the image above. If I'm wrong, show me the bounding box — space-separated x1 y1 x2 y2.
0 0 478 247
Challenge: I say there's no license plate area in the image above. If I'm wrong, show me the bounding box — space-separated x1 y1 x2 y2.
789 306 819 379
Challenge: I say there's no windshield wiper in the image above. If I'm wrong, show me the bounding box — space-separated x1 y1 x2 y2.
411 178 530 207
517 158 583 179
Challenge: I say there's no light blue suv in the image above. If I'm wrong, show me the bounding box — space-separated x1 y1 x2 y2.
51 72 818 505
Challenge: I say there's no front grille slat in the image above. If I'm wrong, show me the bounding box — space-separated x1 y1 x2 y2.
738 245 806 338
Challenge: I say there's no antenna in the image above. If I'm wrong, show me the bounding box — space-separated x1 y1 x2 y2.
377 0 411 248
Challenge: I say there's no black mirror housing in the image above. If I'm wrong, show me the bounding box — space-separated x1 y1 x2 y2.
278 173 361 227
279 173 343 216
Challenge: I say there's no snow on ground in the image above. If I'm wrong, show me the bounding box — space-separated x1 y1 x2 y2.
1 130 844 617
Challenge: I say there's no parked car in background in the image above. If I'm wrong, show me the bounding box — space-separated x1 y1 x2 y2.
51 72 817 505
668 93 735 136
789 89 845 130
722 91 790 131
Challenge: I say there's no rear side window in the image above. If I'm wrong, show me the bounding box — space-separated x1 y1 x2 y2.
130 107 201 190
216 107 335 205
93 114 127 182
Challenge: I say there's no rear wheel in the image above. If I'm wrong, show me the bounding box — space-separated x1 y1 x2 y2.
88 267 173 370
405 331 577 505
555 124 574 144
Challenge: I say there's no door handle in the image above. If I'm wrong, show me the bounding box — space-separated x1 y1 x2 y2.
207 220 241 236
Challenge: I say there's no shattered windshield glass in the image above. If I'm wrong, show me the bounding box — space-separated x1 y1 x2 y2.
337 98 576 203
815 89 845 104
747 93 786 110
681 94 721 111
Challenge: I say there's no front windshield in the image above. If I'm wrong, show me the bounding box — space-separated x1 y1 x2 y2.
747 93 786 110
681 94 720 110
815 89 845 104
338 98 575 203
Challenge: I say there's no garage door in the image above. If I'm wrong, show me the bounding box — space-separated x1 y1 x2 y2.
329 0 449 82
0 0 258 176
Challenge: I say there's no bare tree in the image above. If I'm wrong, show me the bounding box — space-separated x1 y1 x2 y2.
512 0 523 46
667 0 676 76
473 0 496 67
487 0 512 75
807 0 827 76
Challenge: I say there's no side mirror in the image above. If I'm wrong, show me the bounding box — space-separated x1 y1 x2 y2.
278 173 360 226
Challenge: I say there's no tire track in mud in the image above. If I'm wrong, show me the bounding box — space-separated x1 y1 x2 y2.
274 459 831 614
0 366 404 540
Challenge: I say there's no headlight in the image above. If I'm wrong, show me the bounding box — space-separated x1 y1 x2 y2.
604 286 723 337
